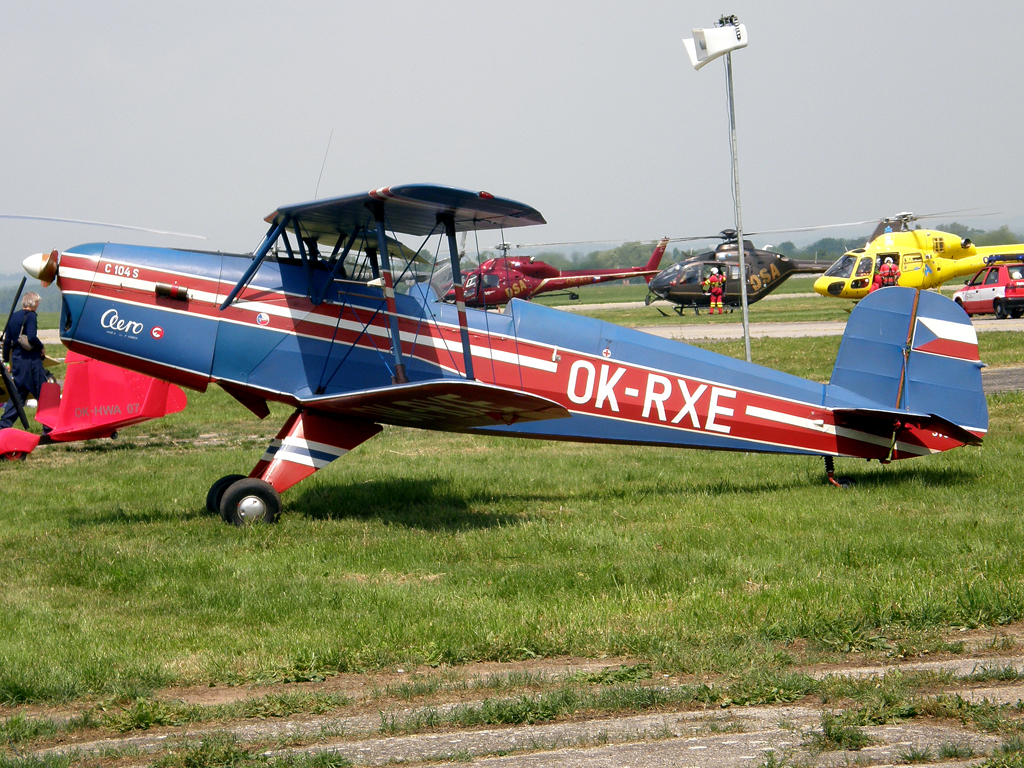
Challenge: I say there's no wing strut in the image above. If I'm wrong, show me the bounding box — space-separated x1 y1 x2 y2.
220 219 287 310
370 201 408 384
315 227 361 305
439 213 475 380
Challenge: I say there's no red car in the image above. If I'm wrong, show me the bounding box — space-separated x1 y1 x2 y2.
953 264 1024 318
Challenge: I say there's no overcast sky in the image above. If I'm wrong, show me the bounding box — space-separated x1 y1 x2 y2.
2 1 1022 272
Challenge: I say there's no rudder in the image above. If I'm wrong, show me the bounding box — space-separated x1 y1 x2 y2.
830 287 987 437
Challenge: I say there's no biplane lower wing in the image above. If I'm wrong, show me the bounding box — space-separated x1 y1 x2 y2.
241 381 569 496
300 379 570 430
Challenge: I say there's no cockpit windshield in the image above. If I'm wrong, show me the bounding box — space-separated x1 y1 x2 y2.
823 254 857 279
680 264 703 285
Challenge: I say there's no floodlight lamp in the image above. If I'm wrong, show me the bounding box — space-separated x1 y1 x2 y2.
683 19 748 71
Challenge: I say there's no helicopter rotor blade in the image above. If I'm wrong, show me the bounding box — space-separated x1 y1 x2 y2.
906 208 999 222
503 209 1003 252
0 214 206 239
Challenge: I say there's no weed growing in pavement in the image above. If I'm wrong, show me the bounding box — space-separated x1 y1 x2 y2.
803 712 875 752
568 664 652 685
896 744 934 763
0 755 72 768
152 733 353 768
938 740 975 759
100 692 352 733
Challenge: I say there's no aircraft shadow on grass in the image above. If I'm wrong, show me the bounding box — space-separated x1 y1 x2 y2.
70 504 186 527
826 463 978 489
291 477 531 530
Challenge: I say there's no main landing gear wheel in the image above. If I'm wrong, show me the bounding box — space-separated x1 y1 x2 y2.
206 474 247 518
995 300 1008 320
0 451 27 461
219 478 281 526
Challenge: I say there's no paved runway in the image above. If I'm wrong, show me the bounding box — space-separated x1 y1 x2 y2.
636 316 1024 341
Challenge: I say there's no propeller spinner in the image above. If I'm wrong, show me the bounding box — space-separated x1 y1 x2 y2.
23 250 59 286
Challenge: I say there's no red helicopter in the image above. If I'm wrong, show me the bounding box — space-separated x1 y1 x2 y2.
450 238 669 306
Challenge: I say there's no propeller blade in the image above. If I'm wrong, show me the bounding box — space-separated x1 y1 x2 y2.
0 214 206 239
0 363 29 430
0 277 30 431
40 250 58 287
3 277 26 335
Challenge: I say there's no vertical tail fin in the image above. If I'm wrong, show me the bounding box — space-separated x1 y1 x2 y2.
642 238 670 283
829 287 987 437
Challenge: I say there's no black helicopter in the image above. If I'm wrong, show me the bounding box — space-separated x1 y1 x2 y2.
645 230 825 315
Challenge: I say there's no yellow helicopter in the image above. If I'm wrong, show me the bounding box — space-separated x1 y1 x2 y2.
813 213 1024 300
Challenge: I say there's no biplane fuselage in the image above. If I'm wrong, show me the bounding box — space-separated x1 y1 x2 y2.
32 186 989 524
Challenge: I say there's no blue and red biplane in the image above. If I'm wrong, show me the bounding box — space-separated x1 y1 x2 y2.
23 185 987 524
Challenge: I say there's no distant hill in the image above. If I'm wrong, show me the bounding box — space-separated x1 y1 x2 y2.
0 276 62 316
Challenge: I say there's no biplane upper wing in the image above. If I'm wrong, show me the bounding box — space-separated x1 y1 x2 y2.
266 184 547 238
299 379 569 431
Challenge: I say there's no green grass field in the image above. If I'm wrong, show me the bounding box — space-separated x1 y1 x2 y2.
1 327 1022 708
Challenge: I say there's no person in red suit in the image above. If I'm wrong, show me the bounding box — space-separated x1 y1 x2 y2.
702 267 726 315
878 256 901 288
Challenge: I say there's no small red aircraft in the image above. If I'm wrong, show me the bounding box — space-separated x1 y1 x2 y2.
0 350 187 459
452 238 669 306
22 185 987 524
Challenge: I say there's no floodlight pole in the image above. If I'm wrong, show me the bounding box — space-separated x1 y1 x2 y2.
724 50 752 363
683 16 751 362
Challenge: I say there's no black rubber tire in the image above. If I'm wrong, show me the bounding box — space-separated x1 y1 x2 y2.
995 300 1008 320
0 451 28 461
219 478 281 526
1013 309 1024 319
206 474 247 518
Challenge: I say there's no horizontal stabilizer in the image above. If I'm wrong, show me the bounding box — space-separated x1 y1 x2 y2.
833 407 982 459
302 379 569 431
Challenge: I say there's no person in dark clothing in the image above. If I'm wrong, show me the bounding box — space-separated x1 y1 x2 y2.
1 292 48 429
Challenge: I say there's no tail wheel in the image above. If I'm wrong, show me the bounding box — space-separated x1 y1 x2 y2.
219 478 281 526
206 474 247 518
995 300 1008 319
